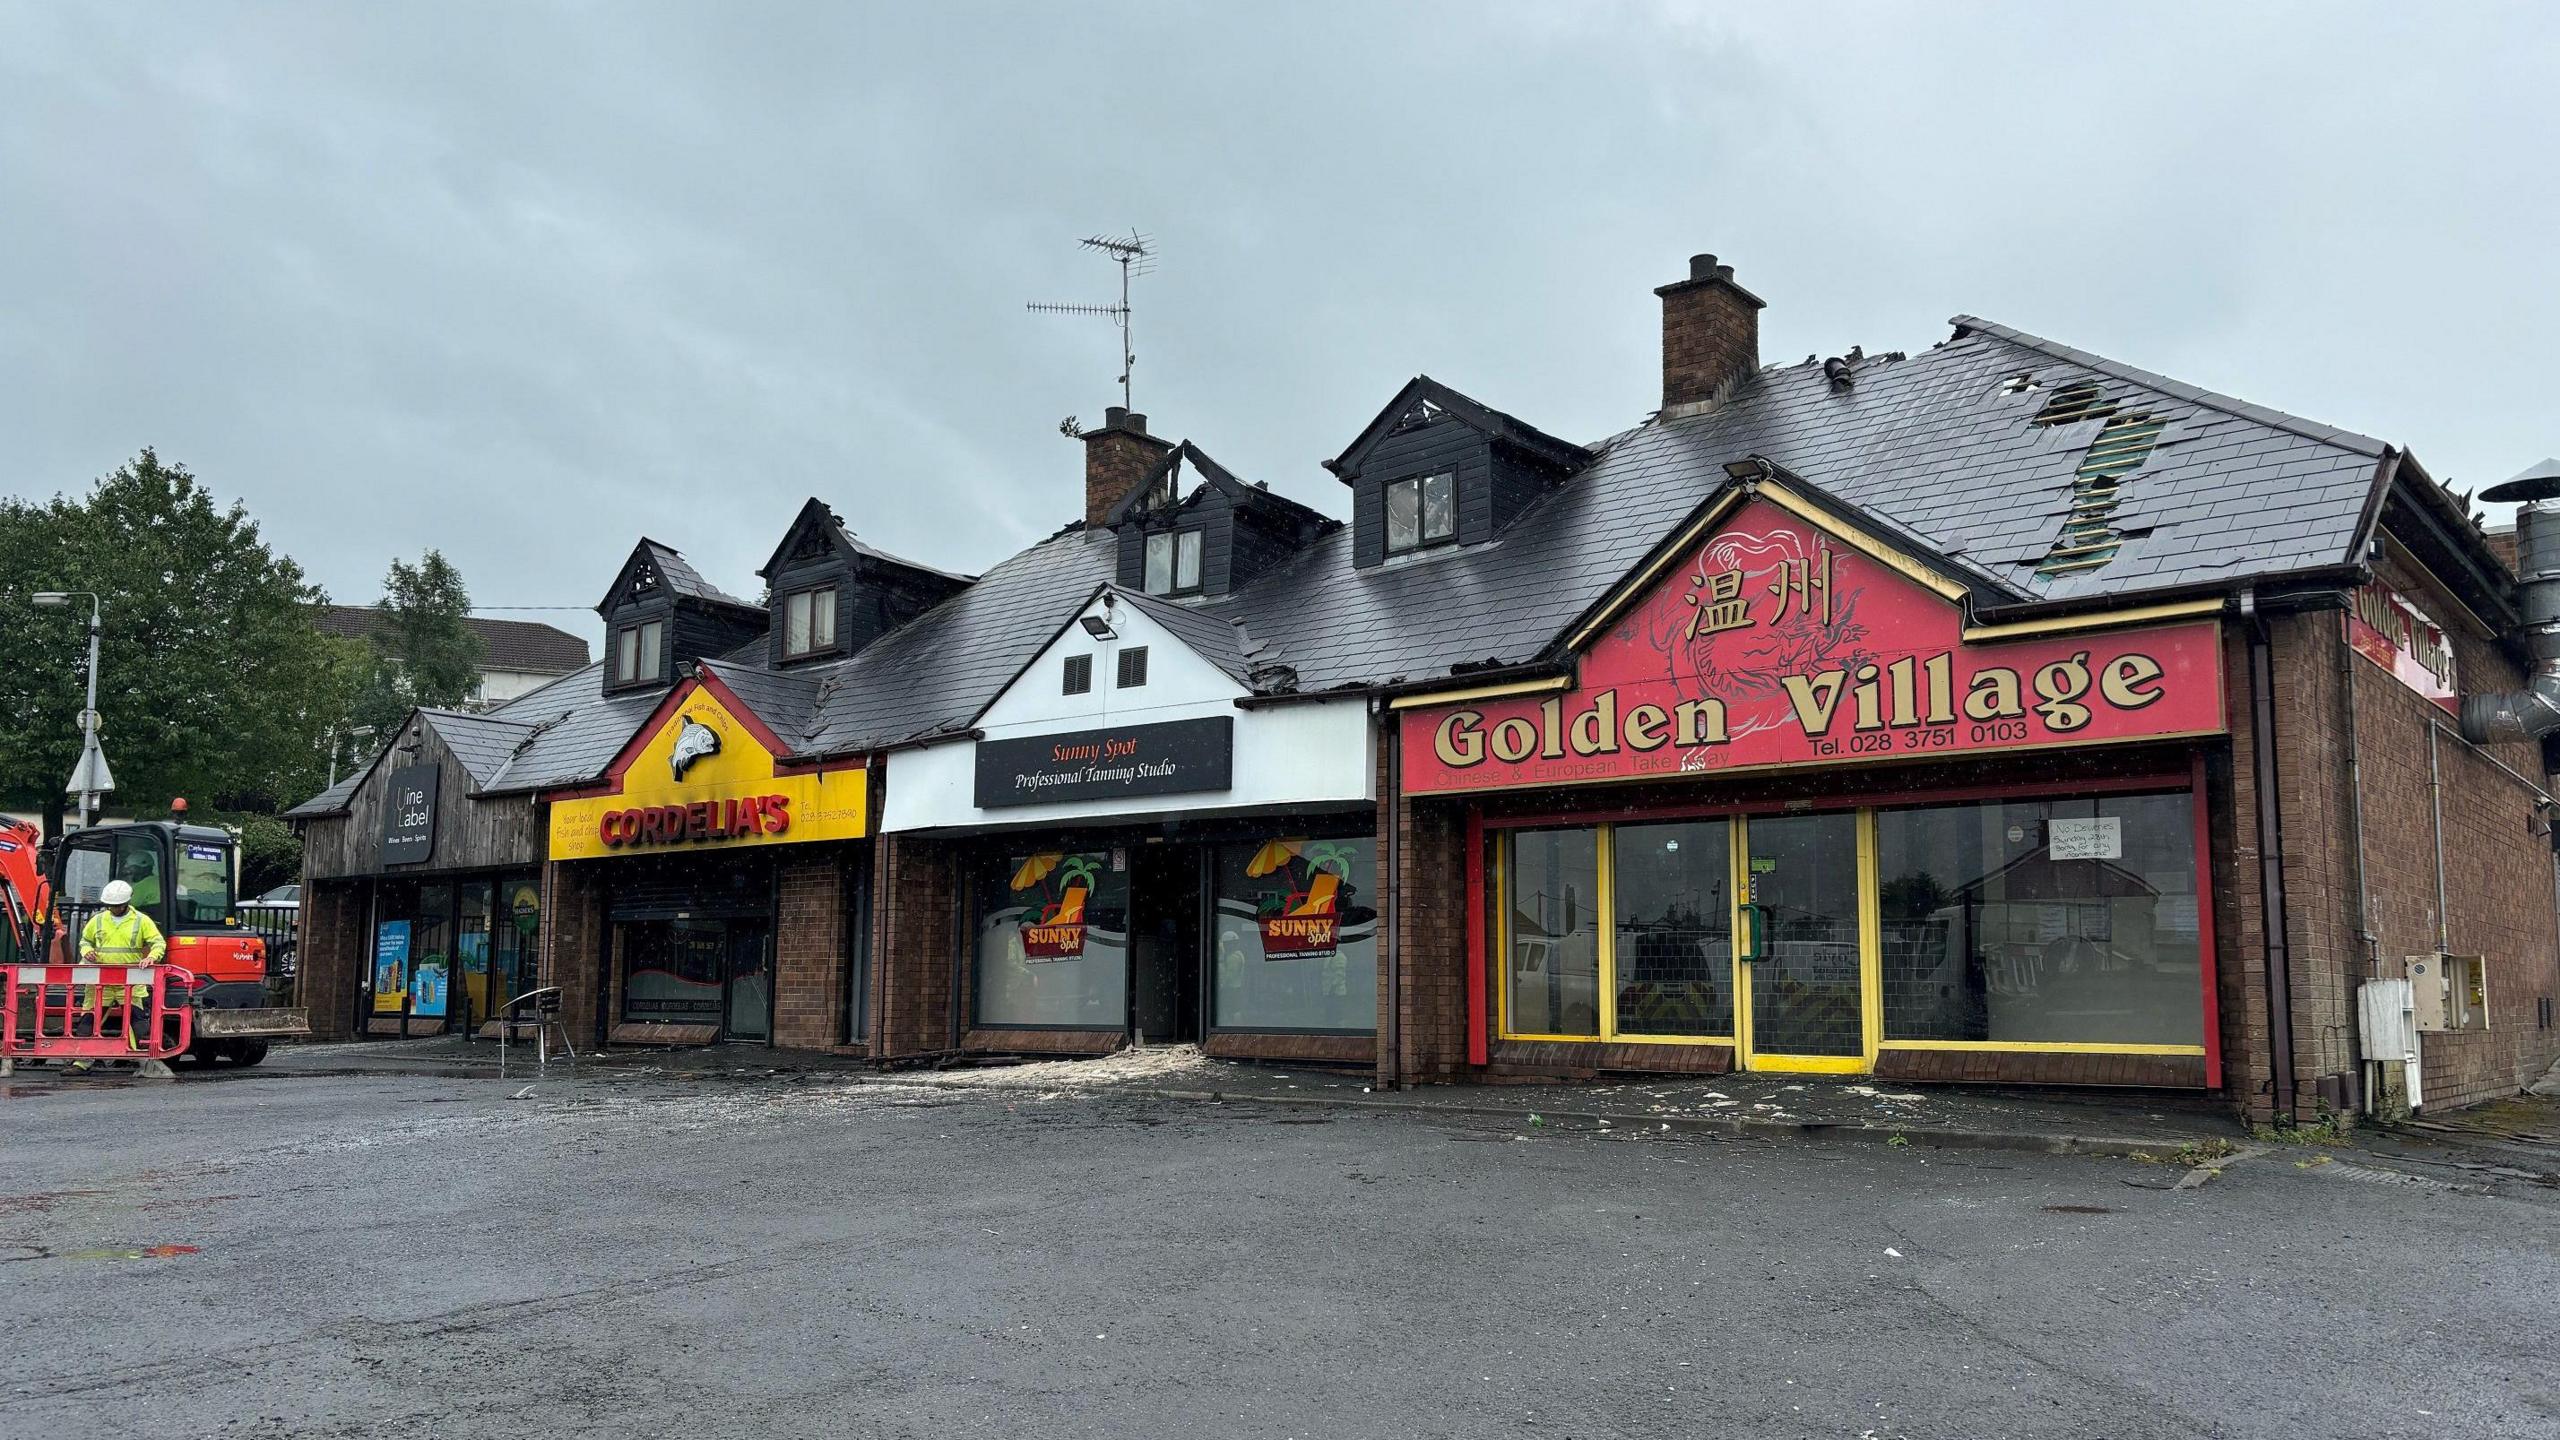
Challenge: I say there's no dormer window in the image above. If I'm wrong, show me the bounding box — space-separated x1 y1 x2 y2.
1385 472 1456 554
1144 529 1204 596
784 585 838 659
614 619 663 685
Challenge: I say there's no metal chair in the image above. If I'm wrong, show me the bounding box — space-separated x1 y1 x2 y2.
496 986 574 1072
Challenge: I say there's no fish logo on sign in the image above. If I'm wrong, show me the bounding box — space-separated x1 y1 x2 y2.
670 716 722 780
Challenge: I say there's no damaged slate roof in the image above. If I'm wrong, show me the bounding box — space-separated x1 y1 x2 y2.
280 707 544 817
293 310 2407 811
1179 316 2390 697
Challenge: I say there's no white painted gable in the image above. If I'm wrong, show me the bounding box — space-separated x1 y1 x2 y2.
883 589 1373 834
977 591 1246 732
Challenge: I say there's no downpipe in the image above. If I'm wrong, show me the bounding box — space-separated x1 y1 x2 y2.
2241 588 2299 1121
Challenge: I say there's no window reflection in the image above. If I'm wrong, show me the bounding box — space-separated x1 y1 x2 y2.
1612 822 1733 1037
1505 829 1599 1036
1878 794 2201 1045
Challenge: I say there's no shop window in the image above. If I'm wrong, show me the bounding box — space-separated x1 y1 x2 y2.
1502 828 1601 1037
972 851 1129 1028
1497 823 1737 1044
1063 654 1092 696
455 881 493 1029
1385 472 1456 554
1117 646 1149 689
1211 836 1378 1033
1612 822 1735 1038
614 619 664 684
1876 792 2203 1047
784 586 838 658
410 883 455 1027
1143 529 1204 596
491 874 541 1022
621 918 728 1025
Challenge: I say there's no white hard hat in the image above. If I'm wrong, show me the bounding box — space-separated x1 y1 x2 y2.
101 879 133 906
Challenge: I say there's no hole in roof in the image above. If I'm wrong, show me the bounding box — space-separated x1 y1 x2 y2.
2002 373 2042 395
2036 412 2167 579
2031 381 2113 428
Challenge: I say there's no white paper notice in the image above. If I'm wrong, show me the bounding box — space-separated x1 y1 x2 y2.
2048 816 2123 861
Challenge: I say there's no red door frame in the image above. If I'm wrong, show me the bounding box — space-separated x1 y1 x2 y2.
1459 755 2225 1081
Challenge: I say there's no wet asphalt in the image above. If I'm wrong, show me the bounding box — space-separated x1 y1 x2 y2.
2 1067 2554 1439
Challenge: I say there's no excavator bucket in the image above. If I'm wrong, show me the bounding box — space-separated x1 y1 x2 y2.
191 1006 311 1039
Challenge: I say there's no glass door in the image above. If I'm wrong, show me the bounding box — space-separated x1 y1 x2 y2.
724 920 773 1042
1737 811 1874 1073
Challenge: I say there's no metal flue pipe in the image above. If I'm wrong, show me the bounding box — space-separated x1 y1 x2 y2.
2462 462 2560 745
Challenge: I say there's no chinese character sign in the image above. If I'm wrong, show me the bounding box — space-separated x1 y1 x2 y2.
1403 497 2226 794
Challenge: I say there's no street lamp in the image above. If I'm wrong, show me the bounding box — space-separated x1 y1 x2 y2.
31 591 112 829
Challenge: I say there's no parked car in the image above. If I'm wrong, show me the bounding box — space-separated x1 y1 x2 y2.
240 882 301 984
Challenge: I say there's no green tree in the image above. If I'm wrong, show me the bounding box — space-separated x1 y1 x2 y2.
347 549 485 742
0 450 360 838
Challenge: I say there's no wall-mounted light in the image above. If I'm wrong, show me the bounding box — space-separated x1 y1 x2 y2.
1079 615 1116 641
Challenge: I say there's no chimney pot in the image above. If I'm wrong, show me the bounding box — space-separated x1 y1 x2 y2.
1690 253 1719 280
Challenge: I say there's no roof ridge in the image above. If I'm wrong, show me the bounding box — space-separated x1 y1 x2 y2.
1949 315 2389 459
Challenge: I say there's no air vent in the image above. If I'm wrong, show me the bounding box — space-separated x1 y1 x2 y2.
2037 413 2167 577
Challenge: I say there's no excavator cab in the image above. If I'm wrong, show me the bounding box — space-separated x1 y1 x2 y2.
44 820 308 1063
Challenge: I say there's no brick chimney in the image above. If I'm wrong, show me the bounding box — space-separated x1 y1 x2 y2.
1082 405 1175 528
1655 253 1766 414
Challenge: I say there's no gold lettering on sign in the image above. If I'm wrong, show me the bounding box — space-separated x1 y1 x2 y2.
1684 568 1751 639
1782 672 1848 732
1568 690 1620 756
1965 667 2024 721
1421 639 2190 775
1433 709 1485 767
1623 703 1671 752
1675 698 1728 746
2099 653 2165 709
2033 653 2094 732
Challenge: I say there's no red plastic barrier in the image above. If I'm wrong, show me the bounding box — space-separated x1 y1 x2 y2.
2 964 198 1067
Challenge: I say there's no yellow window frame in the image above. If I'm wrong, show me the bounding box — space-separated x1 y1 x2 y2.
1493 819 1740 1047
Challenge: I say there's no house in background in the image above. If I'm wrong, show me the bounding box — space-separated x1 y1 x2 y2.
313 606 591 709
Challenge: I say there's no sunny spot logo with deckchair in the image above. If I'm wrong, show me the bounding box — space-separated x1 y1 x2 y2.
1246 838 1354 958
1012 852 1100 960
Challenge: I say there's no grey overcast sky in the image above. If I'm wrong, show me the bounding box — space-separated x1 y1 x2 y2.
5 2 2555 646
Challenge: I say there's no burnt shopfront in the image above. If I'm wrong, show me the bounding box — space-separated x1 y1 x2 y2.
290 710 550 1042
544 674 873 1049
883 589 1379 1061
1391 481 2235 1088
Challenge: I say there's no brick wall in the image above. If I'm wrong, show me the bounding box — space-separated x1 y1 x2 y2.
1655 255 1763 410
770 848 850 1049
542 858 607 1049
872 833 958 1058
295 879 368 1041
2312 562 2560 1111
1377 705 1476 1088
1082 408 1175 529
2228 576 2560 1119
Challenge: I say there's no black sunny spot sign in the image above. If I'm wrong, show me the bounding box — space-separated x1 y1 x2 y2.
974 716 1235 809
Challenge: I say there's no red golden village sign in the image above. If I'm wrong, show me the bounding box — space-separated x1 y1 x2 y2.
1400 495 2227 795
2343 578 2458 713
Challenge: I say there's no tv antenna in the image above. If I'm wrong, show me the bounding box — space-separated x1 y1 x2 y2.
1028 230 1155 411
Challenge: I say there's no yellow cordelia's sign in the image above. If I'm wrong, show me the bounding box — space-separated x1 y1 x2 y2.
547 681 867 861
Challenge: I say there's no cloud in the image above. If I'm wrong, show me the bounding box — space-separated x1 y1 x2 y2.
3 0 2553 644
